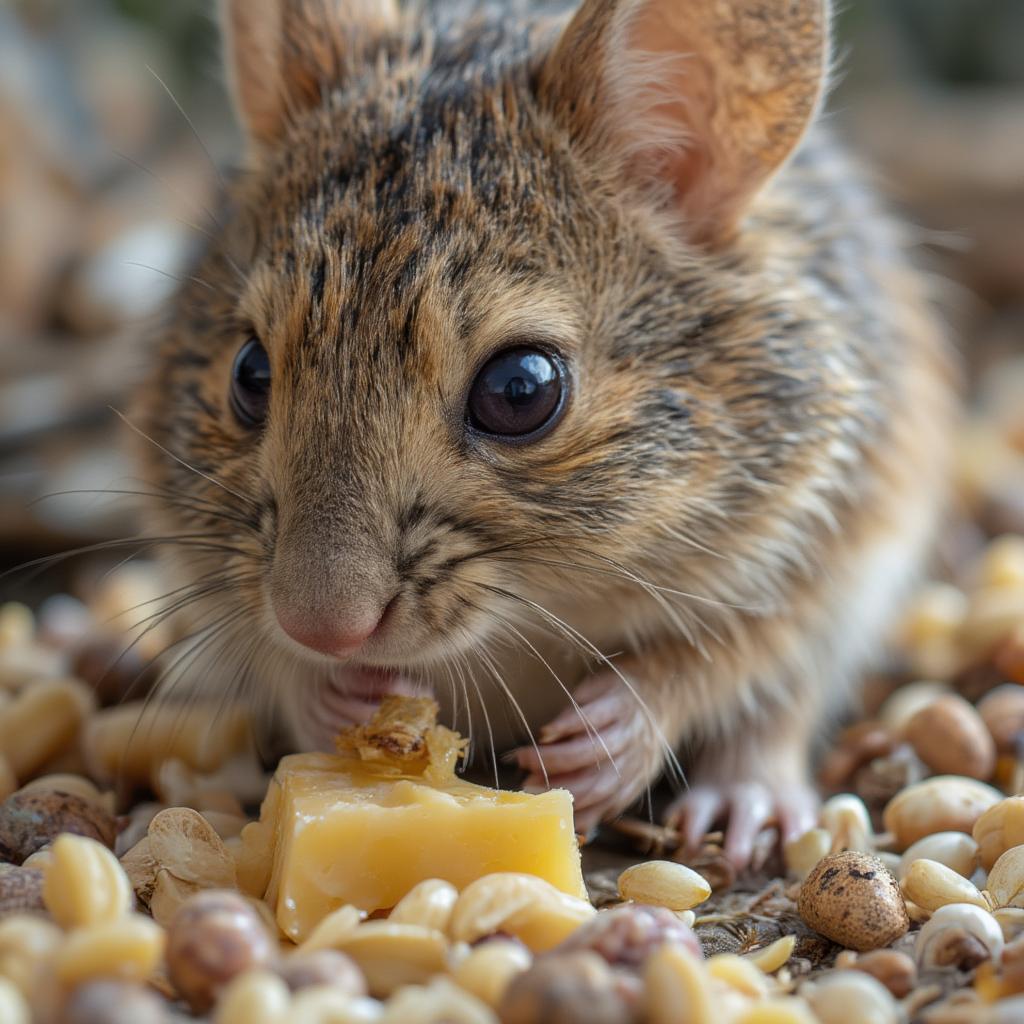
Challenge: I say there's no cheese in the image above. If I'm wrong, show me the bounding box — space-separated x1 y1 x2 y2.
245 698 586 942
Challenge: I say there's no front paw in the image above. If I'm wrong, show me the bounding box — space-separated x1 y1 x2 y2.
666 776 819 872
512 672 666 833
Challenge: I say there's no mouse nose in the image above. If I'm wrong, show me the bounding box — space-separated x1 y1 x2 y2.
273 599 392 658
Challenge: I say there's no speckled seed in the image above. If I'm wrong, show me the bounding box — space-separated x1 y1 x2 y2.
900 858 988 912
802 971 898 1024
897 832 978 880
882 776 1002 849
617 860 711 911
904 695 996 780
165 890 277 1013
974 797 1024 871
0 789 117 865
797 852 909 952
553 903 701 968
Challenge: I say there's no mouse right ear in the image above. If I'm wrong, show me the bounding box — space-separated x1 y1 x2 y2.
221 0 398 149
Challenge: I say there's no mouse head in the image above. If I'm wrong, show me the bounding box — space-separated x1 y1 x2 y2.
138 0 835 678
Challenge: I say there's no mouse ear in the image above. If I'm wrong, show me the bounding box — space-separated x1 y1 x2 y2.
539 0 828 248
220 0 398 148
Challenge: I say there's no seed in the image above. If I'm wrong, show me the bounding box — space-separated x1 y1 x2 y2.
847 949 917 999
383 977 496 1024
877 681 951 731
330 922 447 998
617 860 711 911
960 586 1024 660
974 798 1024 871
389 879 458 932
882 776 1002 849
744 935 796 974
644 942 711 1024
783 828 831 880
707 954 770 997
820 795 874 853
994 907 1024 942
448 873 595 952
898 832 978 880
503 949 640 1024
278 948 367 997
43 834 133 929
58 980 168 1024
0 914 62 998
54 914 165 987
915 904 1004 970
553 903 700 968
0 678 94 780
978 687 1024 755
213 970 291 1024
986 846 1024 909
802 971 898 1024
298 904 364 953
0 978 29 1024
289 986 382 1024
901 858 988 912
165 890 277 1013
0 788 117 866
904 695 996 780
449 940 531 1008
798 851 909 951
732 1001 818 1024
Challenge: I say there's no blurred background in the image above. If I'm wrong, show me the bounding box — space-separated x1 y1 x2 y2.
1 0 1023 606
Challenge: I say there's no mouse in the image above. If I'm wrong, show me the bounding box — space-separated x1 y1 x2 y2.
134 0 956 868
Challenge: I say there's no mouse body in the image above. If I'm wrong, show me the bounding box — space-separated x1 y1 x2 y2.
136 0 955 865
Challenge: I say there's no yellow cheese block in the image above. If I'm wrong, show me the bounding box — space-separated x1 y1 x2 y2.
246 698 586 942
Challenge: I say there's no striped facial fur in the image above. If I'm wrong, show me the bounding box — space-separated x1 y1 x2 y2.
136 0 953 839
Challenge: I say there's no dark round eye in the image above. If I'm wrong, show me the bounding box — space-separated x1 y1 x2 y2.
230 337 271 428
467 347 567 440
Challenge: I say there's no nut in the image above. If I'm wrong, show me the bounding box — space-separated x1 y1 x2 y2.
820 795 874 853
289 986 382 1024
166 890 277 1013
847 949 917 998
616 860 711 911
0 978 29 1024
150 868 203 928
382 977 496 1024
448 873 595 952
501 950 640 1024
298 904 364 953
553 903 701 968
706 953 770 997
904 695 996 780
277 948 367 997
994 907 1024 942
744 935 796 974
986 846 1024 909
994 626 1024 686
0 864 45 915
644 943 711 1024
213 969 291 1024
0 678 94 779
450 940 531 1008
784 828 831 880
0 789 117 865
797 851 909 951
331 921 447 998
147 807 237 889
802 971 898 1024
901 858 988 912
0 914 62 998
877 681 951 732
882 776 1002 849
54 914 165 987
732 999 818 1023
974 797 1024 870
389 879 458 932
978 687 1024 754
915 904 1004 970
43 834 133 929
58 980 168 1024
898 832 979 881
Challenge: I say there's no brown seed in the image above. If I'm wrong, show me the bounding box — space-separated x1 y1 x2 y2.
904 695 996 780
57 980 167 1024
277 948 367 995
978 685 1024 754
0 864 45 915
797 851 909 952
849 949 918 998
0 790 117 866
553 904 700 969
498 950 641 1024
165 890 277 1013
994 627 1024 686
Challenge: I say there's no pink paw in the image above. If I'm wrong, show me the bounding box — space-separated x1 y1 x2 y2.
512 674 664 834
666 779 819 871
294 669 424 752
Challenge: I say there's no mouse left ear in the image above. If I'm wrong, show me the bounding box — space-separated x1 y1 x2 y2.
221 0 398 150
539 0 828 248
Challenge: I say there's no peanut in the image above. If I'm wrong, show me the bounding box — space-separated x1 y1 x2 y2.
382 977 496 1024
974 798 1024 871
802 971 898 1024
58 980 167 1024
0 914 62 998
53 914 165 987
389 878 458 932
0 678 94 779
450 939 530 1007
214 969 291 1024
278 948 367 996
882 776 1001 849
904 695 996 780
330 922 447 998
898 832 978 880
617 860 711 911
43 834 133 929
901 859 988 912
644 943 712 1024
147 806 237 889
784 828 831 880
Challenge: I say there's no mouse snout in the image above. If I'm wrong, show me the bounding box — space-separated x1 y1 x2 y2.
273 600 391 658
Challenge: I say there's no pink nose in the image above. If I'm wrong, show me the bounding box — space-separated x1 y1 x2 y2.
275 607 383 658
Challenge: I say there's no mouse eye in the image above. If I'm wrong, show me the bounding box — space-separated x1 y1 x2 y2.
467 347 567 441
230 337 271 428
